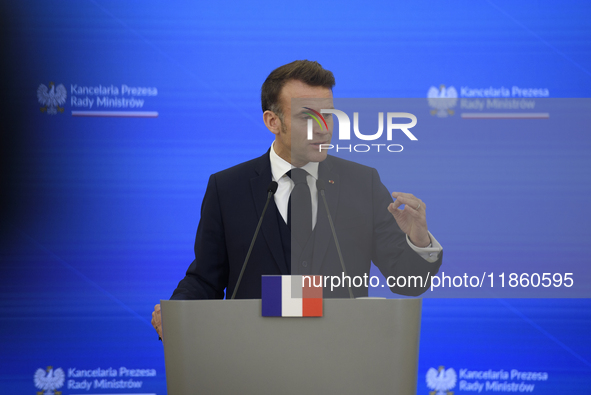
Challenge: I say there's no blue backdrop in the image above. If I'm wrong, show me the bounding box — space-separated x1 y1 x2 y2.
1 1 590 393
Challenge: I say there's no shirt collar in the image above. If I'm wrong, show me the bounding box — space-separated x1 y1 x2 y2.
270 142 319 181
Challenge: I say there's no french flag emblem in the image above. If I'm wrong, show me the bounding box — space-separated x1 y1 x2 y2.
262 275 323 317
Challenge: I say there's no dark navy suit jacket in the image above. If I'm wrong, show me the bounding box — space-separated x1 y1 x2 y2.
171 151 442 299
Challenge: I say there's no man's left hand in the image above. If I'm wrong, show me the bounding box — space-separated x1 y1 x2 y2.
387 192 431 248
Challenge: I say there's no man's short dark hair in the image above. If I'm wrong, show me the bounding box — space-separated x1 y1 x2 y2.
261 60 335 118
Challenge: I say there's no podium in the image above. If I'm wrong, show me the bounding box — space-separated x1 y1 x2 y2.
161 298 422 394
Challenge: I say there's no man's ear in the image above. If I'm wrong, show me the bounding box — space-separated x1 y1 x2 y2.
263 110 282 135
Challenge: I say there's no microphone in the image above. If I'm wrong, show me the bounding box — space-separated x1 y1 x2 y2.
231 181 278 299
316 179 354 299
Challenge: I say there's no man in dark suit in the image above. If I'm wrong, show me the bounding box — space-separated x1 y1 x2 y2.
152 60 442 338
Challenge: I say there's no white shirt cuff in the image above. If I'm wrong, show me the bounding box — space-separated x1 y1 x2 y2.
406 231 442 263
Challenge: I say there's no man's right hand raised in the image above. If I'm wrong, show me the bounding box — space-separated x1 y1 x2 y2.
151 304 163 340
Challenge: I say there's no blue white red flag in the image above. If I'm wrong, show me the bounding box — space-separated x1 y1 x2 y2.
261 275 323 317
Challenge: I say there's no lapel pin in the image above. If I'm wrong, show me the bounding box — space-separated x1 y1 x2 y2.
329 180 334 184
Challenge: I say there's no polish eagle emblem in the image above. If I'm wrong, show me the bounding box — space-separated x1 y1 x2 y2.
34 366 65 395
426 365 457 395
427 85 458 117
37 82 67 114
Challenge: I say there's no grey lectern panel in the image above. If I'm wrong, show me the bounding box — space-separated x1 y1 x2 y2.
161 299 422 395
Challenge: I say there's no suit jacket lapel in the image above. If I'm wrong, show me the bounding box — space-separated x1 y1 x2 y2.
250 151 289 275
312 156 340 273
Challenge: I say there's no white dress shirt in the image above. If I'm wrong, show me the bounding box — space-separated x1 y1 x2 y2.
269 143 442 263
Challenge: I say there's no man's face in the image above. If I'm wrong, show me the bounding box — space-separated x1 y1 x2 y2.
273 80 334 167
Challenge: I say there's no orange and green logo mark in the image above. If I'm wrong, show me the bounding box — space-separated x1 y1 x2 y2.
303 107 328 131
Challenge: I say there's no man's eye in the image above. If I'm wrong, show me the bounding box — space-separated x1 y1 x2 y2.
323 113 332 118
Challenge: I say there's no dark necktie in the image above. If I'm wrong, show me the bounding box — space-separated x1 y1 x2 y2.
288 168 312 247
